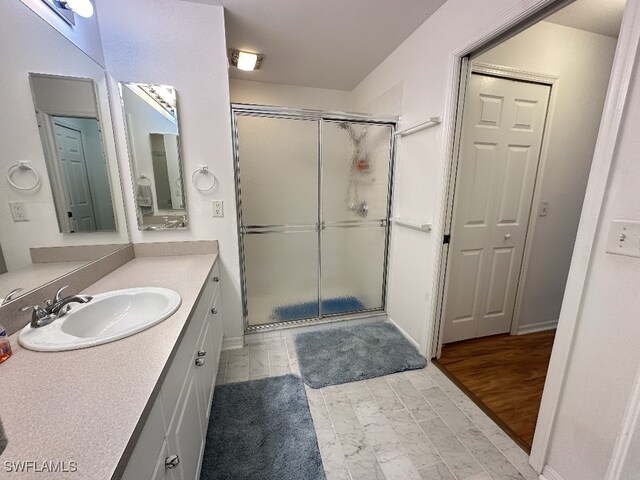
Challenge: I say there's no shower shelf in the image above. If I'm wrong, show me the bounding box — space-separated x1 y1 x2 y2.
391 218 432 233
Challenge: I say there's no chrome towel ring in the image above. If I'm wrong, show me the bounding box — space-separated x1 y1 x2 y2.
192 165 216 192
7 161 39 191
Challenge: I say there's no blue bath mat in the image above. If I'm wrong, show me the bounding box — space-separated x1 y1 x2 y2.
273 296 365 321
295 322 427 388
200 374 325 480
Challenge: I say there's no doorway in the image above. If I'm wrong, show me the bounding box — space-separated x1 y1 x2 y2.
52 119 99 232
231 105 396 333
434 0 624 452
442 71 552 344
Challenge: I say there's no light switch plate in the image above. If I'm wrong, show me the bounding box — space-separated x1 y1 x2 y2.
539 201 549 217
211 200 224 218
9 201 28 222
606 220 640 258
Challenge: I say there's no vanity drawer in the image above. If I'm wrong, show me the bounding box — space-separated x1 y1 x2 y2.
196 318 216 421
209 291 223 355
209 261 221 300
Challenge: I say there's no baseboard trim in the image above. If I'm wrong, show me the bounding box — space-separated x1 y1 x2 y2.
516 320 558 335
387 317 422 350
539 465 564 480
222 336 244 350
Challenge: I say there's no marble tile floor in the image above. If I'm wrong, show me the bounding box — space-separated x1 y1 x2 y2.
217 339 539 480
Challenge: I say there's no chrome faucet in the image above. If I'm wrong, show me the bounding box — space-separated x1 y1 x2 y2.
20 285 93 328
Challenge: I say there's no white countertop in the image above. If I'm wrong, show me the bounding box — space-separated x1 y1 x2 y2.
0 254 217 479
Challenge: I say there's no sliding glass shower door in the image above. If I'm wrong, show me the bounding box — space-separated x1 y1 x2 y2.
233 106 395 331
321 121 393 315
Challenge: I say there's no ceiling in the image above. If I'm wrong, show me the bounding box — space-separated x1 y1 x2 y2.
201 0 447 90
545 0 626 38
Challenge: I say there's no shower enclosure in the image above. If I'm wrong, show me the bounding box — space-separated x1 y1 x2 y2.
231 104 396 332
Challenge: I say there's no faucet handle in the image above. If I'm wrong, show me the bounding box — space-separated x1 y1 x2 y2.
55 285 69 303
20 305 47 318
20 305 54 328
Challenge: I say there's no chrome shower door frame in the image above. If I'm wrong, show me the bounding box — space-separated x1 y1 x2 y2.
231 104 397 333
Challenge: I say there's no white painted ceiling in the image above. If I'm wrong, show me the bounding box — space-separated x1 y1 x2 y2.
545 0 626 38
203 0 447 90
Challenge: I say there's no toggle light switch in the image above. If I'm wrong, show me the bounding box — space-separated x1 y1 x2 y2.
606 220 640 258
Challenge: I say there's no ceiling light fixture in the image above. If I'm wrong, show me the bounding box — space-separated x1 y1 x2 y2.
228 49 265 72
56 0 94 18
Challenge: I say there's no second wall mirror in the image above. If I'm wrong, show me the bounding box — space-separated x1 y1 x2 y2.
120 82 187 230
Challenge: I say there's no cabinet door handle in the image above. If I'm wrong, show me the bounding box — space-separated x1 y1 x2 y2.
195 358 205 367
213 276 220 283
197 350 207 357
165 455 180 469
211 307 217 314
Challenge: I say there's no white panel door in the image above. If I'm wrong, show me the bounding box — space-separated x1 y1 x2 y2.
443 73 551 344
53 122 97 232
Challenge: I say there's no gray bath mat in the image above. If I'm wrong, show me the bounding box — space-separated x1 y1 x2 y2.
295 321 427 388
200 374 325 480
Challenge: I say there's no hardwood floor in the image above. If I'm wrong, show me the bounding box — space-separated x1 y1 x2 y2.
434 330 556 452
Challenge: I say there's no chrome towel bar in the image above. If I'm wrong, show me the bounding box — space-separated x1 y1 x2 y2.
394 115 442 137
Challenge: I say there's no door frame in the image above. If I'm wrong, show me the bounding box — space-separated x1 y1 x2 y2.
424 0 640 474
230 103 398 334
436 62 559 349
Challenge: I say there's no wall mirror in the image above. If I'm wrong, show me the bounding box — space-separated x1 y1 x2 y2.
30 74 118 233
0 1 129 305
120 82 188 230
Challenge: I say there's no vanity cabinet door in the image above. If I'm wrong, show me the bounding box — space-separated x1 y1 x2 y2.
152 441 175 480
121 390 167 480
166 367 204 480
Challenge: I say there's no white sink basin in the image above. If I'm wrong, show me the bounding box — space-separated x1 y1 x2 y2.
19 288 181 352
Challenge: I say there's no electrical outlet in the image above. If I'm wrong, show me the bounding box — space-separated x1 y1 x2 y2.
9 201 28 222
212 200 224 218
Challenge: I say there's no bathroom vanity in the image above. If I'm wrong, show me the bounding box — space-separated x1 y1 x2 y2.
0 253 223 480
121 256 223 480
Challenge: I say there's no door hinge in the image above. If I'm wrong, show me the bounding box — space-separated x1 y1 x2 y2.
443 234 451 245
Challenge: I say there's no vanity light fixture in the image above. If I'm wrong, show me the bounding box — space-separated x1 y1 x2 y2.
56 0 95 18
228 49 265 71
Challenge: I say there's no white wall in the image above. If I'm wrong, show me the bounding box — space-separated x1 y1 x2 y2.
0 1 129 272
542 39 640 480
229 79 353 111
96 0 244 337
350 1 640 478
351 0 529 350
476 22 618 332
20 0 105 66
